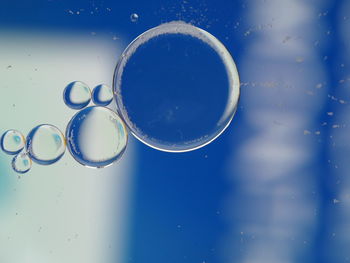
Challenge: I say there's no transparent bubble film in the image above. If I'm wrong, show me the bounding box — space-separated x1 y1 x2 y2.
92 84 114 106
114 21 240 152
26 124 66 165
65 106 128 168
63 81 91 109
1 130 25 155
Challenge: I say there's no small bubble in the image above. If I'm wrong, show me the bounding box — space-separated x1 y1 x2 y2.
12 151 32 174
1 130 25 155
66 106 128 168
130 13 139 22
63 81 91 109
92 84 113 106
26 124 66 165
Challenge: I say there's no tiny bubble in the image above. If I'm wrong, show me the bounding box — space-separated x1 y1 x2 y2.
130 13 139 22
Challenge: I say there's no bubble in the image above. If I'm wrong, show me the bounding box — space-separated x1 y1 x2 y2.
113 21 240 152
26 124 66 165
63 81 91 109
12 151 32 174
92 84 113 106
65 106 128 168
130 13 139 22
1 129 25 155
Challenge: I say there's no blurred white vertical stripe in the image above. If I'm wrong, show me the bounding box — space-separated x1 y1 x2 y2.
0 31 133 263
222 0 329 262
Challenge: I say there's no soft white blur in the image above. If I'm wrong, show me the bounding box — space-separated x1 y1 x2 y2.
222 0 330 262
0 31 134 263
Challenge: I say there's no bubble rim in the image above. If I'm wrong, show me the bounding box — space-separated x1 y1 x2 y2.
65 106 128 169
92 84 113 106
63 81 92 110
0 129 25 155
26 124 66 165
113 21 240 153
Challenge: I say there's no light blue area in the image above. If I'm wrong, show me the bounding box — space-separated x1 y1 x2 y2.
0 155 14 209
13 135 21 144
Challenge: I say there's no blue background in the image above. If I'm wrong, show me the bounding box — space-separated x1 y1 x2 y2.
1 0 349 262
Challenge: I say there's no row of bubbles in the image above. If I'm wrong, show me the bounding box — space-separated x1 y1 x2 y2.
1 22 239 172
1 82 128 174
1 125 65 174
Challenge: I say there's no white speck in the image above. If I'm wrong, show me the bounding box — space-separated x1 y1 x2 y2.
130 13 139 22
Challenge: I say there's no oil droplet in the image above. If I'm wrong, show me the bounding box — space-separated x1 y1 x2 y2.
26 124 66 165
92 84 113 106
63 81 91 109
130 13 139 22
113 21 240 152
12 151 32 174
66 106 128 168
1 130 25 155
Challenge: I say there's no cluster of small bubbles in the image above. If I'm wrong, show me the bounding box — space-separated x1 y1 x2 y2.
130 13 139 22
2 22 238 173
1 130 25 155
66 106 128 168
63 81 91 109
1 125 66 174
12 151 32 174
92 84 113 106
26 124 66 165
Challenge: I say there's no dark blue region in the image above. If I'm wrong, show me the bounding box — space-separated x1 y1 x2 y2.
121 32 229 145
126 123 236 263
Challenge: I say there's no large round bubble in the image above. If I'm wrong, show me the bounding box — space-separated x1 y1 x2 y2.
65 106 128 168
113 21 240 152
1 129 25 155
26 124 66 165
